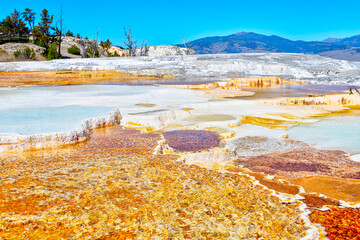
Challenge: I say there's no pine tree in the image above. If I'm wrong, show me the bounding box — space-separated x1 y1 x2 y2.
1 9 28 36
22 8 36 33
34 9 54 51
100 39 112 52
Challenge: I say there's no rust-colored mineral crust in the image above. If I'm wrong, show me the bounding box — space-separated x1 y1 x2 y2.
236 147 360 180
0 126 309 239
299 193 340 208
233 137 360 203
310 207 360 240
291 175 360 203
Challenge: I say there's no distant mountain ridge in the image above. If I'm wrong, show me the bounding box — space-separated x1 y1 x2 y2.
322 34 360 47
180 32 360 61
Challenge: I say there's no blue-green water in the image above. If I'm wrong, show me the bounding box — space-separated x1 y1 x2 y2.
287 112 360 155
0 105 113 135
0 84 209 136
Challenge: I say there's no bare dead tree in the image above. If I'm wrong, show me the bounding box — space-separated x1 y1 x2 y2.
133 41 137 57
139 40 149 56
92 28 100 58
182 34 192 55
56 7 64 56
123 26 137 57
80 37 86 58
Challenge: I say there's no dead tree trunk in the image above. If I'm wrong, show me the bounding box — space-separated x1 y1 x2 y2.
182 34 191 55
139 40 149 56
93 28 100 58
123 26 137 57
80 38 86 58
57 7 64 57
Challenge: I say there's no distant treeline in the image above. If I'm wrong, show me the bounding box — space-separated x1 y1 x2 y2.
0 8 151 60
0 8 114 59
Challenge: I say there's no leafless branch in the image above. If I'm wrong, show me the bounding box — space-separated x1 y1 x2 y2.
93 28 100 58
139 40 149 56
123 25 137 57
182 34 192 55
56 7 64 56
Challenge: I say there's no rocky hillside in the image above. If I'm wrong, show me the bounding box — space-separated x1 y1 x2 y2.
0 43 45 61
0 37 106 61
0 37 195 62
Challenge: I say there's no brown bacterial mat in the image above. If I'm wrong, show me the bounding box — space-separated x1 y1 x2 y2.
163 130 221 152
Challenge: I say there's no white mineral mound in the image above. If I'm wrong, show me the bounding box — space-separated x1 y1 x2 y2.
135 45 195 56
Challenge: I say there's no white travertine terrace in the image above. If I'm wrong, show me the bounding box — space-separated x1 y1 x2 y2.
1 53 360 85
0 110 121 152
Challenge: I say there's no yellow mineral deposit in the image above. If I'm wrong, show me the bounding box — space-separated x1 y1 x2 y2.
160 77 294 98
0 70 168 87
135 103 157 107
225 76 285 87
263 93 360 107
107 46 128 56
123 121 155 133
291 175 360 203
239 115 300 130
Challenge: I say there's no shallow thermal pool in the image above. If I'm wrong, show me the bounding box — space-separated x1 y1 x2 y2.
0 105 113 135
0 84 209 136
1 83 360 157
287 111 360 155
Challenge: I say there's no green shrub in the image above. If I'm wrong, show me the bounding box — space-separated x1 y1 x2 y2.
34 39 46 48
65 30 74 37
67 44 81 55
45 43 61 60
13 50 21 58
13 47 36 59
108 51 120 57
41 43 61 60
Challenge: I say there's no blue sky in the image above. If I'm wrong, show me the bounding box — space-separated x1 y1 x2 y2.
1 0 360 46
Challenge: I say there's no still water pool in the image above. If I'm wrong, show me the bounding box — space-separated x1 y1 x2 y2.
287 110 360 155
0 84 208 136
